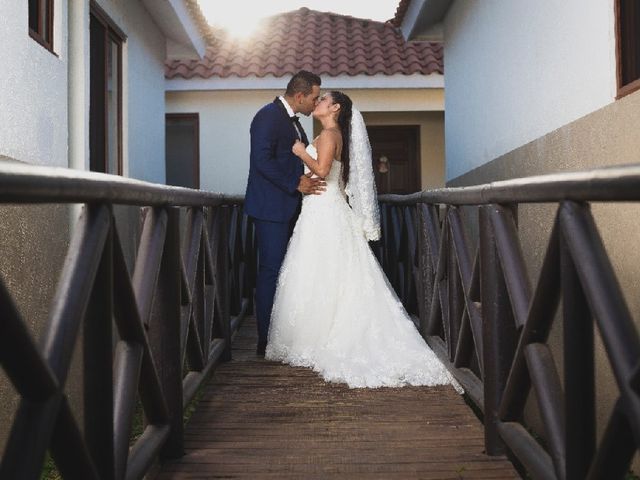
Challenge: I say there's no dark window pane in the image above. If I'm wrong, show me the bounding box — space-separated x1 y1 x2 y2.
42 0 52 43
29 0 39 32
90 14 106 173
166 115 199 189
107 38 119 174
620 0 640 85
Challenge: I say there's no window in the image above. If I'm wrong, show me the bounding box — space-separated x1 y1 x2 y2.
615 0 640 98
29 0 54 52
166 114 200 189
89 3 125 175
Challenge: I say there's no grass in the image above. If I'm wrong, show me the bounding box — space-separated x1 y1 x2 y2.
41 373 210 479
183 382 207 425
40 453 61 480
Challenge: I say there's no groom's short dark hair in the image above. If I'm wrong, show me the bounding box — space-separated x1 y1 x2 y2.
286 70 321 96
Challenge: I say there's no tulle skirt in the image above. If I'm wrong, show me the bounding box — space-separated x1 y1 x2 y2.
266 188 459 390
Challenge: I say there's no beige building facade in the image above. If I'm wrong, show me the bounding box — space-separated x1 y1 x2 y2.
166 84 445 195
165 8 447 196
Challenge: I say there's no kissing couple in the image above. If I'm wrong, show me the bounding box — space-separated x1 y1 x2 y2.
244 71 458 389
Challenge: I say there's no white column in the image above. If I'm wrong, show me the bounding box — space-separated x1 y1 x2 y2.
68 0 90 171
67 0 90 226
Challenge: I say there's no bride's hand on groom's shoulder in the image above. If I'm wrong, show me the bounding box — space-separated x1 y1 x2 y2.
297 174 326 195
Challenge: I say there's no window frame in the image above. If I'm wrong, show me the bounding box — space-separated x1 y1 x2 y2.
29 0 55 53
89 1 125 175
615 0 640 98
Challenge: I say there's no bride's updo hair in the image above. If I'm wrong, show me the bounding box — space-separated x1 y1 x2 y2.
330 91 353 185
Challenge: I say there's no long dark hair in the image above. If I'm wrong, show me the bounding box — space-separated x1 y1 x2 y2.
330 91 353 185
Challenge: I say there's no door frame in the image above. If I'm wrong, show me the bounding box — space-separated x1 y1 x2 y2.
89 1 125 174
367 125 421 194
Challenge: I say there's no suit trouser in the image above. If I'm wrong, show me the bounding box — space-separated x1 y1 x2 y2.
253 218 294 343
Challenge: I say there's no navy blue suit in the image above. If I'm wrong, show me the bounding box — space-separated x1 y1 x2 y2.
245 98 308 345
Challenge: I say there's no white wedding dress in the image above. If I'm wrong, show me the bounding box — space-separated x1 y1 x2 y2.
265 144 459 390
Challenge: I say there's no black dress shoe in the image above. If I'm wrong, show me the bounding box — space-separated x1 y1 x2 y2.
256 340 267 356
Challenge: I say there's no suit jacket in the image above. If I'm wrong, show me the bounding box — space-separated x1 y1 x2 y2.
244 98 308 222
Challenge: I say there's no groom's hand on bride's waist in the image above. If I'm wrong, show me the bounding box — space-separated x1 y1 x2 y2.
297 173 326 195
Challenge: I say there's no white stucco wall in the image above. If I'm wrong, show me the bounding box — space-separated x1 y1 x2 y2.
165 90 290 195
0 0 171 183
0 1 69 167
166 88 444 195
443 0 617 180
96 0 167 183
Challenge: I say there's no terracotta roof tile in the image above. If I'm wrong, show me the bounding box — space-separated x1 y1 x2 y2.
391 0 412 27
166 7 443 79
183 0 212 40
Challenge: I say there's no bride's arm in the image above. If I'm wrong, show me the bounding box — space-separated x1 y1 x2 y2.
292 130 338 178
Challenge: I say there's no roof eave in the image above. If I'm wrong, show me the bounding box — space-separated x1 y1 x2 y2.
399 0 453 41
166 73 445 91
142 0 207 59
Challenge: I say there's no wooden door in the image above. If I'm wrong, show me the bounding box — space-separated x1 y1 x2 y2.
89 4 123 174
367 126 420 195
166 114 200 189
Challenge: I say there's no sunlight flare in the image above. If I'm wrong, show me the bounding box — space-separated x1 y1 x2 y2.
197 0 399 39
200 2 280 39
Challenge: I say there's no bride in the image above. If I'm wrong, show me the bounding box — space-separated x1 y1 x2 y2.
265 91 458 390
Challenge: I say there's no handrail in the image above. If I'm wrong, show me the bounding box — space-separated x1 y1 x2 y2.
0 161 243 205
379 162 640 205
0 163 256 479
377 162 640 480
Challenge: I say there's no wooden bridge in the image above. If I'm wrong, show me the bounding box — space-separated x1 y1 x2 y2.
1 162 640 479
156 318 517 479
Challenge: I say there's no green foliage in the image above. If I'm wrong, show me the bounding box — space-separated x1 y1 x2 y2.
40 453 61 480
130 397 145 445
183 380 208 425
42 375 210 478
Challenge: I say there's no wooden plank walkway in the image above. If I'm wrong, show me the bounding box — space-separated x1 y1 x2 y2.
156 318 520 479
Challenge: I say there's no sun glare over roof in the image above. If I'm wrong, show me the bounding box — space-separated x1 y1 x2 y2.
201 3 275 39
197 1 398 39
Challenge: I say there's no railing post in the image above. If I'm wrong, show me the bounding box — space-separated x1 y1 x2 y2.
447 208 464 362
228 206 242 316
216 206 232 361
416 205 429 335
479 204 518 455
403 206 417 314
243 213 256 315
83 209 115 479
417 204 441 338
561 231 595 479
148 207 184 458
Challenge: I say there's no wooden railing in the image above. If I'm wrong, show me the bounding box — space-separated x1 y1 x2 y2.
3 161 640 479
0 162 255 479
377 164 640 480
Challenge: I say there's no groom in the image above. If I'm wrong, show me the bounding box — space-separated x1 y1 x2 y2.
244 70 325 356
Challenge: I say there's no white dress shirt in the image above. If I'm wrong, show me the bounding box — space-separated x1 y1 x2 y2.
279 96 302 140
